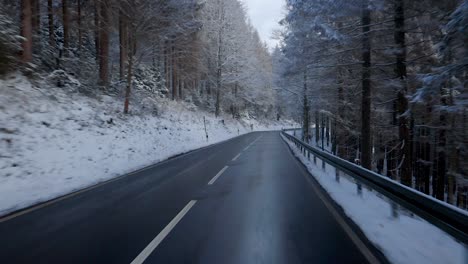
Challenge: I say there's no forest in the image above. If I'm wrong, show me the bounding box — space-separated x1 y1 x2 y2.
1 0 276 118
0 0 467 211
0 1 467 262
276 0 467 209
0 0 295 215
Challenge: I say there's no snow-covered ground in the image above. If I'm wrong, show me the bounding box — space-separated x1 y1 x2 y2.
0 73 294 216
283 134 467 264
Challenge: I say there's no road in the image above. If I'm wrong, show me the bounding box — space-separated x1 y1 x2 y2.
0 131 381 264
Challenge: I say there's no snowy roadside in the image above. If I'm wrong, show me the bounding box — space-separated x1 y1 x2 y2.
0 74 294 217
282 134 466 264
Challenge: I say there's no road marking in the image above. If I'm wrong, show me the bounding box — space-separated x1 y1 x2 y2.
280 136 380 264
130 200 197 264
232 153 242 161
299 168 381 264
243 135 262 152
250 135 262 146
0 132 255 223
253 135 263 143
208 166 229 185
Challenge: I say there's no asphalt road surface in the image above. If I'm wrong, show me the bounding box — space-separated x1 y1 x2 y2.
0 131 382 264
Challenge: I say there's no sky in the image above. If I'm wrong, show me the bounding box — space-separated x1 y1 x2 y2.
243 0 285 49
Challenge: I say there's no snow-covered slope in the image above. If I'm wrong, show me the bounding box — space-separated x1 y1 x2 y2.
0 73 294 216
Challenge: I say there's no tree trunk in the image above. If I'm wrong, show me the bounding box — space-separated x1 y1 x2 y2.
435 97 447 200
172 44 178 100
164 42 169 92
215 66 221 116
77 0 82 55
387 142 396 179
321 113 325 150
414 125 423 191
337 71 345 158
94 1 100 61
360 0 372 170
397 91 411 183
377 134 385 174
447 81 457 205
124 32 134 114
332 118 337 155
99 0 109 88
394 0 411 186
302 70 309 142
119 10 127 80
215 2 225 117
215 30 223 117
422 110 431 194
421 145 429 193
178 54 183 99
21 0 33 63
447 120 457 205
179 78 183 99
48 0 55 46
31 0 40 34
326 115 330 146
314 110 319 145
62 0 69 49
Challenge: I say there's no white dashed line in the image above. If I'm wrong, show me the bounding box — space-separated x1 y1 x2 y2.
232 153 242 161
243 136 262 151
250 136 262 145
207 166 229 185
130 200 197 264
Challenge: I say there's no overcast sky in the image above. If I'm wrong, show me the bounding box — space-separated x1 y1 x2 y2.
243 0 285 49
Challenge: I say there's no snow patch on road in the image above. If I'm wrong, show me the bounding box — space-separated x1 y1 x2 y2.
0 74 294 216
283 135 466 264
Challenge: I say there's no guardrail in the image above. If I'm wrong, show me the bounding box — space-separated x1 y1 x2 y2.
281 130 468 245
281 128 301 132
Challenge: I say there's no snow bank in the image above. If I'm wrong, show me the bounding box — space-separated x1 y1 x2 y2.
0 73 294 216
283 135 466 264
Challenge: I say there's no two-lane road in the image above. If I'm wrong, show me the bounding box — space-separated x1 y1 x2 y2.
0 132 380 264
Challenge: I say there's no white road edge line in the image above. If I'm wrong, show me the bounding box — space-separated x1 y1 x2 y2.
207 166 229 185
243 146 250 151
300 170 381 264
232 153 242 161
130 200 197 264
281 126 380 264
